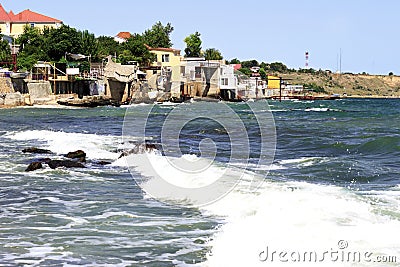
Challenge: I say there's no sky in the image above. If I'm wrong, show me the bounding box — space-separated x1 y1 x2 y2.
1 0 400 75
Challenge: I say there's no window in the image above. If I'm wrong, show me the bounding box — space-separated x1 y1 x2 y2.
162 54 170 63
30 23 35 28
221 78 229 86
180 66 185 75
195 67 202 79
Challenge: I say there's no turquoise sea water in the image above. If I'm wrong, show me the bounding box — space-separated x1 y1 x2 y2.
0 99 399 266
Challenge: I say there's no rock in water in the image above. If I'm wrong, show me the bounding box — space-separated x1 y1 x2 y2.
22 147 52 154
96 161 112 165
25 162 43 172
66 150 86 162
47 160 85 169
118 143 158 158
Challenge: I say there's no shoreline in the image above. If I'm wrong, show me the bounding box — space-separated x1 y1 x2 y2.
1 95 400 109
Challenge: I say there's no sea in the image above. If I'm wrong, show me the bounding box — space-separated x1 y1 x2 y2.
0 98 399 266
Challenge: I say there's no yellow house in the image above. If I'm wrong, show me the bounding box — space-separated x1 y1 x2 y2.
145 44 182 93
0 4 62 38
267 75 281 89
145 45 181 77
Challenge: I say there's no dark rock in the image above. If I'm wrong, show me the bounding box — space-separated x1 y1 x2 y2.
47 160 85 169
66 150 86 162
118 143 159 159
96 161 112 165
36 158 52 163
22 147 52 154
25 162 43 172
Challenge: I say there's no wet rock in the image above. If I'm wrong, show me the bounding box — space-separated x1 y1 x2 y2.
47 160 85 169
25 162 43 172
96 161 112 165
22 147 53 154
118 143 158 158
66 150 86 162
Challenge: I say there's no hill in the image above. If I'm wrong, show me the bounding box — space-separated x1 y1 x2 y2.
276 71 400 97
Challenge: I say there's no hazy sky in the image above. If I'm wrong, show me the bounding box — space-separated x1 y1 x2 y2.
2 0 399 74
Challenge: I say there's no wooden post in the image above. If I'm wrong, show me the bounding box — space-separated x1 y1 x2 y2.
53 63 56 95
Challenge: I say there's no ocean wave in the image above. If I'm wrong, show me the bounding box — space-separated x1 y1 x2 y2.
204 181 400 266
4 130 121 160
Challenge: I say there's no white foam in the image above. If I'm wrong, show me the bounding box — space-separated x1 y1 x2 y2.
204 181 400 266
5 130 120 160
278 157 329 167
86 211 138 220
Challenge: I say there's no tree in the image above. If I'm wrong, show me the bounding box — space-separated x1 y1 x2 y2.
16 26 49 70
121 34 155 66
46 25 81 61
389 72 394 76
228 58 241 64
204 48 223 60
0 35 11 65
269 62 288 73
238 68 251 76
184 32 202 57
241 60 259 68
143 21 174 48
97 36 120 58
259 68 267 80
79 30 98 60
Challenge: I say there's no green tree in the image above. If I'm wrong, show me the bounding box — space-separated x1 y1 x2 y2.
269 62 288 73
204 48 223 60
259 68 267 80
16 26 48 70
121 34 154 66
241 60 259 68
97 36 120 58
238 68 251 76
47 25 81 61
0 35 12 65
184 32 202 57
228 58 241 64
79 30 98 60
143 21 174 48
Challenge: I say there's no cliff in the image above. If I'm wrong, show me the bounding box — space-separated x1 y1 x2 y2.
277 72 400 97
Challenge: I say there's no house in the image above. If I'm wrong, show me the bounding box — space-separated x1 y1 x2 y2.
114 32 131 43
0 4 62 38
219 65 239 100
180 58 218 99
145 44 182 95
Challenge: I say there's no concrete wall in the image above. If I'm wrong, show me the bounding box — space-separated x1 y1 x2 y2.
27 81 52 103
0 77 14 94
4 92 23 106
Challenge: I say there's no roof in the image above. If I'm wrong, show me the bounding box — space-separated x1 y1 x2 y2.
11 9 62 23
0 4 61 23
0 4 11 22
116 32 131 40
144 44 181 53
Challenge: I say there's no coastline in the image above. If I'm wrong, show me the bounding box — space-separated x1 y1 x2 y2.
1 94 400 109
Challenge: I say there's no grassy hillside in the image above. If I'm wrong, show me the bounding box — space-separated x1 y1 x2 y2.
275 72 400 97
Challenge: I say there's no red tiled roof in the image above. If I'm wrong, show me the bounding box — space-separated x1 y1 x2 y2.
0 4 11 22
116 32 131 39
0 4 61 23
12 9 62 23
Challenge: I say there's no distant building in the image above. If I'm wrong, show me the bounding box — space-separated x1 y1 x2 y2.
0 4 62 38
114 32 132 43
267 75 281 89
